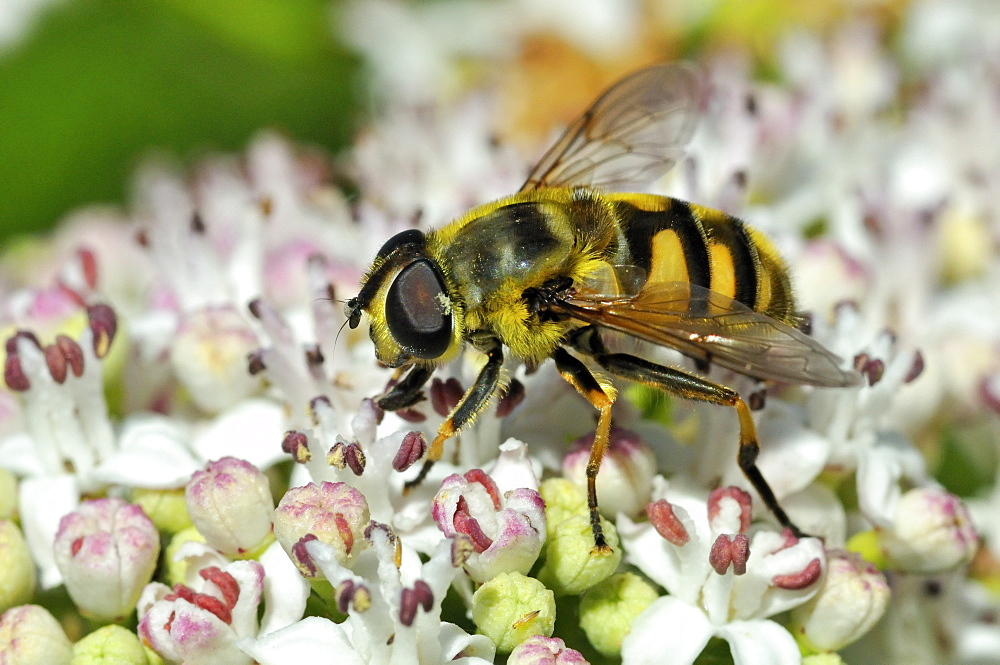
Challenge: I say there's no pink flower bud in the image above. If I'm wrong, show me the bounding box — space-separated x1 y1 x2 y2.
507 635 590 664
273 482 370 577
186 457 274 557
53 498 160 622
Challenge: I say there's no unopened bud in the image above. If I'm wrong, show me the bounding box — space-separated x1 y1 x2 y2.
186 457 274 557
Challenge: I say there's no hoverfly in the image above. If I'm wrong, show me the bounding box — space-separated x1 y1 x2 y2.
346 64 859 552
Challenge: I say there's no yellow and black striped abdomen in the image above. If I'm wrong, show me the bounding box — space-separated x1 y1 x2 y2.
608 194 797 324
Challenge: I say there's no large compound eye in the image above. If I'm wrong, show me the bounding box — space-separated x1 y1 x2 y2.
385 259 452 359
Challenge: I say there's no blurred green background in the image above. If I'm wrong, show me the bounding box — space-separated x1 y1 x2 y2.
0 0 358 241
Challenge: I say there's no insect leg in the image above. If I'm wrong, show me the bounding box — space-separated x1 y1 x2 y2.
403 341 504 492
569 326 805 538
552 346 615 554
378 364 434 411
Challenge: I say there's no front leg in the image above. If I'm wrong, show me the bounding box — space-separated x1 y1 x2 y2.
378 364 433 411
404 339 504 491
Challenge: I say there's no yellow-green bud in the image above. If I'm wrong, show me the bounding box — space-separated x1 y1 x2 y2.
579 572 658 657
131 488 192 535
538 515 621 596
0 520 35 611
163 527 206 587
472 572 555 653
802 653 847 665
0 469 16 520
71 625 150 665
538 479 587 537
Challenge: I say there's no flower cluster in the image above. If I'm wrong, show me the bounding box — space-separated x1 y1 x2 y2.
2 1 1000 664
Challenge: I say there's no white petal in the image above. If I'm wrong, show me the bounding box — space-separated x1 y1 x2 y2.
856 432 925 527
0 432 46 476
755 402 831 496
239 617 364 665
259 541 310 635
96 415 200 487
487 438 540 493
438 621 496 663
192 398 287 469
621 596 712 665
716 619 801 665
20 474 79 588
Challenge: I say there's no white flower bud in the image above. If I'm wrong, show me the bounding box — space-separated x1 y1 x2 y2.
791 550 890 651
186 457 274 557
0 605 73 665
882 487 977 573
562 428 655 517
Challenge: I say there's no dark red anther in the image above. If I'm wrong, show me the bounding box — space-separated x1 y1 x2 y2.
430 377 464 417
905 350 925 383
3 353 28 391
336 579 355 614
412 579 433 612
45 344 67 384
200 567 241 610
344 443 366 476
56 334 84 378
291 534 319 577
71 537 84 557
247 350 266 375
78 248 99 289
399 587 419 627
247 299 264 319
396 408 427 423
710 533 750 576
334 513 354 555
749 388 767 411
191 212 206 234
393 432 427 472
305 344 325 367
495 379 526 418
463 469 501 509
87 303 118 358
863 358 885 385
453 497 493 553
773 557 823 589
646 499 690 546
281 431 311 463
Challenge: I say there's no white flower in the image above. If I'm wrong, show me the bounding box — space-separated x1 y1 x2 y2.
619 478 825 665
242 525 495 665
138 559 264 665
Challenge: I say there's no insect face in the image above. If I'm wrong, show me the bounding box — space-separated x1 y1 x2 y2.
348 229 460 368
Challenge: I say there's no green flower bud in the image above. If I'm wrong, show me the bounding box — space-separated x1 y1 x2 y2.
802 653 847 665
538 479 587 538
163 527 206 587
579 572 658 657
538 515 621 596
131 488 192 535
0 520 35 611
472 572 555 653
0 469 16 520
71 625 149 665
0 605 73 665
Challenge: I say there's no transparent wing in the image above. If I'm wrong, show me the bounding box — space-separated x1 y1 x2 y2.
520 63 702 193
555 281 860 387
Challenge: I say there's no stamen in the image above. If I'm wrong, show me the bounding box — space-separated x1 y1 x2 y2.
392 432 427 472
646 499 690 546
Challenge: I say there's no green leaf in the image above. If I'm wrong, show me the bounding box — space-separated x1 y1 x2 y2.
0 0 358 240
